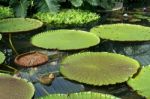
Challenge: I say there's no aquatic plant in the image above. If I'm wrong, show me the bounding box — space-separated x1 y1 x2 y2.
90 23 150 41
127 65 150 99
37 91 120 99
31 30 100 50
0 6 14 19
60 52 140 86
0 51 5 64
34 9 100 28
0 73 35 99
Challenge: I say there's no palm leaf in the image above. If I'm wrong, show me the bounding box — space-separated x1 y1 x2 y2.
31 30 100 50
90 24 150 41
127 65 150 99
60 52 140 86
0 51 5 64
37 91 120 99
0 73 35 99
0 18 43 34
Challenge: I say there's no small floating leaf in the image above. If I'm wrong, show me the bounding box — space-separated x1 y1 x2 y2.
0 73 35 99
31 30 100 50
0 51 5 64
90 24 150 41
60 52 140 86
127 65 150 99
38 91 120 99
0 18 43 34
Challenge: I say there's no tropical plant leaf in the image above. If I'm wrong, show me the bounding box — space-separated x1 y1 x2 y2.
127 65 150 99
37 91 120 99
90 24 150 41
60 52 140 86
31 30 100 50
0 18 43 34
0 73 35 99
35 0 60 13
69 0 83 7
0 6 14 19
0 51 5 64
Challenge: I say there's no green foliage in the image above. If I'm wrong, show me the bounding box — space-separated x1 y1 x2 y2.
127 66 150 99
0 6 14 19
0 73 35 99
34 9 100 28
60 52 140 86
38 91 120 99
0 51 5 64
90 24 150 41
0 18 43 33
31 30 100 50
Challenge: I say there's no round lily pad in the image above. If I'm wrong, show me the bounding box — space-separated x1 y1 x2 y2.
14 51 48 67
0 51 5 64
60 52 140 86
127 65 150 99
31 30 100 50
0 18 43 34
90 24 150 41
0 73 35 99
38 91 120 99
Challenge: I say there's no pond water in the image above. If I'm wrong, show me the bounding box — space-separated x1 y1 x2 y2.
1 7 150 99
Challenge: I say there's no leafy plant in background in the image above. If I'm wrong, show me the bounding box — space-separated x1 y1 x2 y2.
0 6 14 19
34 9 100 28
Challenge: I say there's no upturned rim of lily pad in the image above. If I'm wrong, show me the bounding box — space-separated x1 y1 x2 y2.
60 52 140 86
14 51 48 67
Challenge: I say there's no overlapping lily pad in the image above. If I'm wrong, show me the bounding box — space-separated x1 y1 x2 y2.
90 24 150 41
0 51 5 64
0 18 43 34
31 30 100 50
127 65 150 99
0 73 35 99
60 52 140 86
38 91 120 99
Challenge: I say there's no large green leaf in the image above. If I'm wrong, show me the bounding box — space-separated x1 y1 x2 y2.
90 24 150 41
0 73 35 99
0 18 43 34
60 52 140 86
31 30 100 50
0 51 5 64
127 65 150 99
37 91 120 99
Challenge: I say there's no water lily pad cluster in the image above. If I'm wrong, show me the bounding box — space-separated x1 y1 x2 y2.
0 6 14 19
34 9 100 28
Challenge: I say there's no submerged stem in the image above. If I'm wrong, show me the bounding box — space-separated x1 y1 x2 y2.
9 33 18 55
2 64 18 73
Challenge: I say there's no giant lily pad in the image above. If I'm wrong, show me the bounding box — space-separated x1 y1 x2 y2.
38 91 120 99
0 18 43 34
31 30 100 50
127 65 150 98
0 51 5 64
90 24 150 41
0 73 35 99
60 52 140 86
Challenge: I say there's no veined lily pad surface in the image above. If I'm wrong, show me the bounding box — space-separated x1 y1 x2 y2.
0 73 35 99
90 24 150 41
0 18 43 33
38 91 120 99
31 30 100 50
127 65 150 99
60 52 140 86
0 51 5 64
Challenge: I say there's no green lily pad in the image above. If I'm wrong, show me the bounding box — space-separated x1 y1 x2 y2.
60 52 140 86
0 73 35 99
38 91 120 99
90 24 150 41
31 30 100 50
0 18 43 34
0 51 5 64
127 65 150 99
